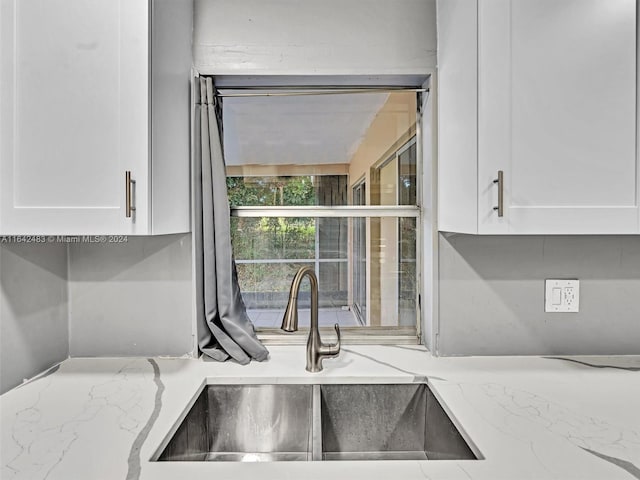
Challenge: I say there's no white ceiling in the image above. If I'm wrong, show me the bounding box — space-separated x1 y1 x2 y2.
222 92 389 166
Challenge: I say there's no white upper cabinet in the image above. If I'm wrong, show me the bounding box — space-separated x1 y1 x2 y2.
0 0 192 235
438 0 639 234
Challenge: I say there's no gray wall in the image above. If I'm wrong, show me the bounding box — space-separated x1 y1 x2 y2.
68 234 194 357
437 233 640 355
0 243 69 394
5 229 639 395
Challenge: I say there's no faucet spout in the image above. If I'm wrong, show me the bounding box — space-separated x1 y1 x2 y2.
281 266 341 372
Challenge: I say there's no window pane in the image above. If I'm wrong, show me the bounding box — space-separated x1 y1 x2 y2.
237 261 356 328
399 217 417 326
232 216 416 329
227 175 347 207
368 216 417 327
318 218 348 259
352 182 367 324
231 217 316 260
318 261 348 309
399 142 417 206
370 139 417 207
237 261 314 327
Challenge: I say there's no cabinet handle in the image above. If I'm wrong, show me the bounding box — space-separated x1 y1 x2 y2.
493 170 504 217
125 171 136 218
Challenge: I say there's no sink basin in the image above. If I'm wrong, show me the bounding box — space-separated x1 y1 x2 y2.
156 382 479 462
321 383 476 460
158 384 313 461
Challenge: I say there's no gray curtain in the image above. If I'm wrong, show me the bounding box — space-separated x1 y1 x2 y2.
194 77 269 364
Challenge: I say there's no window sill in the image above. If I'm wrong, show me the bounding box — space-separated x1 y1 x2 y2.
257 327 419 345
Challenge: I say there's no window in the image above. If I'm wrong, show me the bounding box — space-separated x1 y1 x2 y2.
222 88 421 340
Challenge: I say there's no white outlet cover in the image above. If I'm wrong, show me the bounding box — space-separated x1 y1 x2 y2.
545 279 580 313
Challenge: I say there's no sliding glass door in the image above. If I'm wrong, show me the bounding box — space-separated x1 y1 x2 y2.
352 180 366 325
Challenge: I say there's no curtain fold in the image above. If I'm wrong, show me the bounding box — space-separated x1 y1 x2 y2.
195 76 269 364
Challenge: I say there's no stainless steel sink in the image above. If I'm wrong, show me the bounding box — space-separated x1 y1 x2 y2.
321 383 476 461
156 382 479 462
158 384 314 461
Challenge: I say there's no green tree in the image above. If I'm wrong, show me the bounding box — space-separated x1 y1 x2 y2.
227 176 316 264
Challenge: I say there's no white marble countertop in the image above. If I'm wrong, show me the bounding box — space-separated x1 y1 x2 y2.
1 346 639 480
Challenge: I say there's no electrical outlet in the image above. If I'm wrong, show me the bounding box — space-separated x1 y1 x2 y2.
545 279 579 313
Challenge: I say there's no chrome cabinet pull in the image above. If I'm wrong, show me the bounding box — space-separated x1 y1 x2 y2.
493 170 504 217
125 171 136 218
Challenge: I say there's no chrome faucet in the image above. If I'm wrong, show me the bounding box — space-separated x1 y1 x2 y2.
281 266 341 372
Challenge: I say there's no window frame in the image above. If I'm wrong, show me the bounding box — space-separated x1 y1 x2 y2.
225 89 424 345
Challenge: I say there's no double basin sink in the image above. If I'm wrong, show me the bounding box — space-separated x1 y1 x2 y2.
156 381 479 462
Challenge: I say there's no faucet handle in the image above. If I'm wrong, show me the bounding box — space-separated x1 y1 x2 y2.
320 323 341 356
332 323 341 350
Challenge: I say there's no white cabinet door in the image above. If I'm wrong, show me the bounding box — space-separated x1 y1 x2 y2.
477 0 638 234
0 0 149 235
